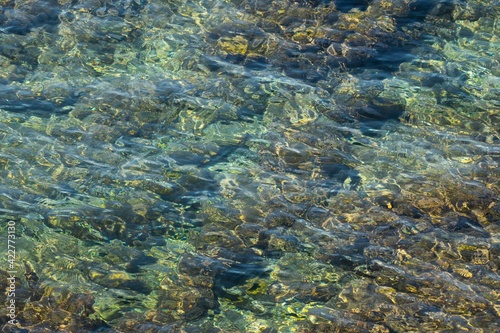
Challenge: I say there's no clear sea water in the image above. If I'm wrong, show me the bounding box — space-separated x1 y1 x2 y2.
0 0 499 332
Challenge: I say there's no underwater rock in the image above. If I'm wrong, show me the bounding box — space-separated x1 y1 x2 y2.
178 253 225 278
0 3 59 35
304 306 390 333
0 86 74 117
86 266 152 294
447 214 490 238
265 211 299 228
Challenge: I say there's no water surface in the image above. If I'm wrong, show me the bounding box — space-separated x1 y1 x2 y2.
0 0 499 332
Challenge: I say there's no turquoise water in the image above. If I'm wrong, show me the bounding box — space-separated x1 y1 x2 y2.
0 0 499 331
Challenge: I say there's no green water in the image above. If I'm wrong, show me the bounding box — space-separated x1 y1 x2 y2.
0 0 499 331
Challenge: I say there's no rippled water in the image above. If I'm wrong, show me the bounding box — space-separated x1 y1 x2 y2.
0 0 499 332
